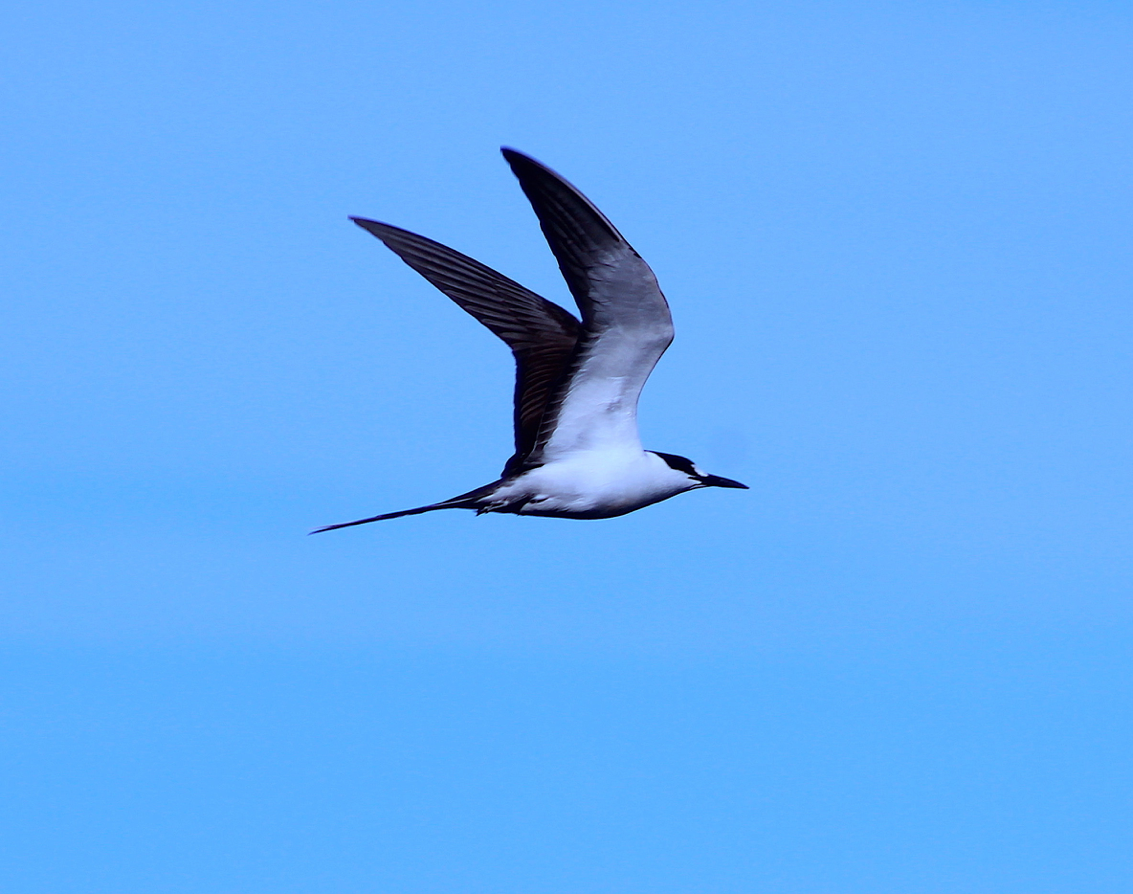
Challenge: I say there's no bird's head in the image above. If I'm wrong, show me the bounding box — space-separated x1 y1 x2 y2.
650 451 748 491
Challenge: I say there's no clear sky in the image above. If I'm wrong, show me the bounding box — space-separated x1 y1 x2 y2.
3 1 1132 891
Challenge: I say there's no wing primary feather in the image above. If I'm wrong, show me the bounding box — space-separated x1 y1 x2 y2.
499 149 674 461
500 149 635 316
351 217 581 466
351 217 580 349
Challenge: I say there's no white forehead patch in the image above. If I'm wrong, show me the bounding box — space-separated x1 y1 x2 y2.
692 464 707 478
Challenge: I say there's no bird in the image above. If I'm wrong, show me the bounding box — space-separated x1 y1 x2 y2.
312 148 747 533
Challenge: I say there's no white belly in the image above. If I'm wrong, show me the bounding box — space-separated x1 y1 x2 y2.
487 450 691 519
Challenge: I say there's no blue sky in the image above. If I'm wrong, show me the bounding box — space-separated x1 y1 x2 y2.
3 1 1132 891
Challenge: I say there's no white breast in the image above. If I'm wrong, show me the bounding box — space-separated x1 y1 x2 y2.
490 450 694 518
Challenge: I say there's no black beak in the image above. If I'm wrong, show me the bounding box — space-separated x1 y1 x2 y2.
700 474 748 489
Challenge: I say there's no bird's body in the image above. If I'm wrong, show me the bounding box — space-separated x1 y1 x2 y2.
474 449 700 520
313 149 745 533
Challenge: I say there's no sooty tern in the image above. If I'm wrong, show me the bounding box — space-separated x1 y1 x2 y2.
313 149 746 533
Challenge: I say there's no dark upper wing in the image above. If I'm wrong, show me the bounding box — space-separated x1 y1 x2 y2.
500 150 674 461
352 218 580 469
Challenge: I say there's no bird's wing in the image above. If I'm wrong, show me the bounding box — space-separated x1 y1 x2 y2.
501 149 674 462
352 218 581 471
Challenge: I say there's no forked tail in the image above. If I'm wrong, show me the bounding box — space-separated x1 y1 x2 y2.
309 481 504 534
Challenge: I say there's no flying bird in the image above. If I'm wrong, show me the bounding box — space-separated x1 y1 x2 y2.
313 149 746 533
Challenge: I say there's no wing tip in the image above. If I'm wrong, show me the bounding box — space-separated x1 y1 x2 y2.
500 147 553 179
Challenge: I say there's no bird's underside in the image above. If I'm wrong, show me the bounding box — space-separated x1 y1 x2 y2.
312 149 746 534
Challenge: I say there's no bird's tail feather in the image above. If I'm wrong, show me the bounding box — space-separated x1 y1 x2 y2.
309 481 504 534
309 502 460 533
